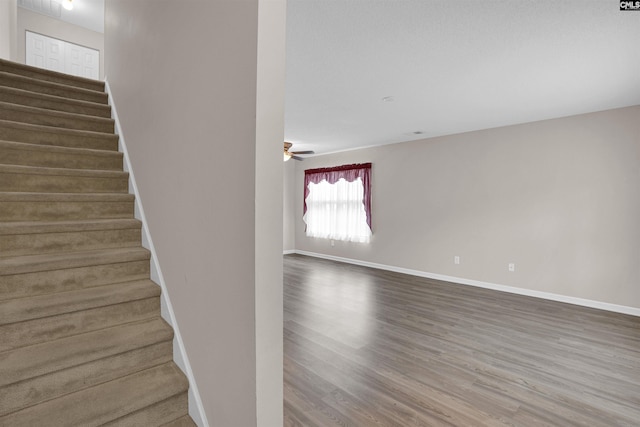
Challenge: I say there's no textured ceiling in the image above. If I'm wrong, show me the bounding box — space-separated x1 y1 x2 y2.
285 0 640 155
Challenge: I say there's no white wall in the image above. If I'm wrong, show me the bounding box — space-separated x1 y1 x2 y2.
17 7 104 78
0 0 18 60
292 106 640 310
283 160 296 251
105 0 285 425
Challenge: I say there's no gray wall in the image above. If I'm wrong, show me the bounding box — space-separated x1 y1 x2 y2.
292 106 640 309
105 0 284 425
17 7 105 79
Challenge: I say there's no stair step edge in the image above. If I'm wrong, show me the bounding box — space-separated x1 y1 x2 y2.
0 58 104 91
0 191 135 202
0 218 141 235
0 279 160 325
0 316 173 387
0 139 122 158
0 86 111 118
0 247 151 276
0 70 107 98
0 340 174 418
0 101 115 125
0 163 128 178
0 118 117 139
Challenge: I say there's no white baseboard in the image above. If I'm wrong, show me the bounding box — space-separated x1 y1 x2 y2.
291 250 640 317
283 249 296 255
105 80 209 427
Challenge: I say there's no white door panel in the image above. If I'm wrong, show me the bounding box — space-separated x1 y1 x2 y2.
26 31 99 79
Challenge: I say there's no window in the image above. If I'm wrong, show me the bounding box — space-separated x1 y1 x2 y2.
303 163 372 243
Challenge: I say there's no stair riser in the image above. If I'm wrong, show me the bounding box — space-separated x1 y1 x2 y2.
0 198 134 222
0 171 129 193
0 122 118 151
0 105 114 133
0 60 104 92
0 87 111 118
102 393 189 427
0 228 141 258
0 75 107 104
0 340 173 417
0 297 160 352
0 260 149 301
0 144 123 170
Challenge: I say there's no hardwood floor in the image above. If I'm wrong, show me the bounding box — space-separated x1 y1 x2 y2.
283 254 640 426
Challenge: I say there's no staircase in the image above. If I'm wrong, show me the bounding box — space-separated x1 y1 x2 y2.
0 59 196 426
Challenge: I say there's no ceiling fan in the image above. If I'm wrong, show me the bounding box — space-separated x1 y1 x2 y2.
284 142 314 161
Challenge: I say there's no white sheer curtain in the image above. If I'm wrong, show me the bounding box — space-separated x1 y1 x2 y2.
303 177 372 243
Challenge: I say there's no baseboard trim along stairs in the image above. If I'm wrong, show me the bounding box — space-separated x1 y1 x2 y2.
0 58 198 426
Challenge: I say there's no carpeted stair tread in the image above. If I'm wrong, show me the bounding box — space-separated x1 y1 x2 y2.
1 297 160 353
0 218 142 257
0 191 135 222
0 260 150 302
0 362 188 426
0 218 141 235
0 71 107 104
0 58 104 92
0 219 142 259
0 191 135 203
0 317 172 388
0 101 114 133
0 119 119 151
0 139 123 170
0 59 195 425
0 279 158 325
0 247 150 276
0 85 111 118
0 340 173 418
0 163 129 193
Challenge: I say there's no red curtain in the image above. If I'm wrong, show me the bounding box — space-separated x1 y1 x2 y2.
304 163 372 230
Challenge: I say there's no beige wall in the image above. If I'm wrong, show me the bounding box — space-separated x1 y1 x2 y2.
283 160 296 251
105 0 284 425
255 0 286 424
17 7 104 79
0 0 18 60
293 106 640 309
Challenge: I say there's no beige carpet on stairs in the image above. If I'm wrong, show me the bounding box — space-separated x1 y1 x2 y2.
0 58 196 426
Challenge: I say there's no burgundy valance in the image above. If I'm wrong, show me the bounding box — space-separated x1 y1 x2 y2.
304 163 372 230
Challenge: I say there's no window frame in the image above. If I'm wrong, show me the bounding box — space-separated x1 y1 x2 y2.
303 163 372 238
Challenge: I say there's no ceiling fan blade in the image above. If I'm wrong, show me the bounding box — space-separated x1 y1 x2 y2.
291 155 305 161
291 150 314 155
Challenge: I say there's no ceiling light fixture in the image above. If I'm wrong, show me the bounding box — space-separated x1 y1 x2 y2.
62 0 73 11
284 152 292 162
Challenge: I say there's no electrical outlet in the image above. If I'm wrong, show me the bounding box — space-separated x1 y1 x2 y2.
330 240 335 247
454 256 460 265
508 263 515 272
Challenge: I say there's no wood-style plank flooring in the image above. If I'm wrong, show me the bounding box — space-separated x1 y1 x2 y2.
283 254 640 426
